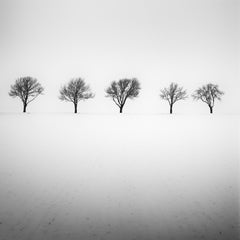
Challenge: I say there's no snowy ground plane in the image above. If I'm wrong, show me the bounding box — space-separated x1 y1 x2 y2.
0 114 239 240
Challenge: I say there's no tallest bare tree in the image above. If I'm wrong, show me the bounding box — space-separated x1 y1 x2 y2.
9 76 44 113
105 78 141 113
59 78 94 113
192 83 224 114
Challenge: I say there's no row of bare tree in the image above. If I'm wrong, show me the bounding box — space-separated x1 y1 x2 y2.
9 77 224 114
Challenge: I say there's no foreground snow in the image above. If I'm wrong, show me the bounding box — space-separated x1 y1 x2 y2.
0 114 239 240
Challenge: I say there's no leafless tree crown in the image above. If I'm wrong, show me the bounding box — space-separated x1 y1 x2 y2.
9 76 44 112
160 83 187 104
105 78 140 113
59 78 94 103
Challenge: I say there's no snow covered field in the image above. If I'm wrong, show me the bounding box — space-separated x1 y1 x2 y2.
0 114 239 240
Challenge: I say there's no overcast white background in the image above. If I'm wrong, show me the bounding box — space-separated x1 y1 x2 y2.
0 0 239 114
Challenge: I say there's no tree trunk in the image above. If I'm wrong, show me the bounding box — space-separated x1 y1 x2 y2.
23 103 27 113
74 103 78 113
209 106 213 114
120 106 123 113
170 104 173 114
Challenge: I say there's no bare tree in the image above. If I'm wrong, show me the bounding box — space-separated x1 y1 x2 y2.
192 83 224 114
59 78 94 113
105 78 140 113
9 76 44 113
160 82 187 114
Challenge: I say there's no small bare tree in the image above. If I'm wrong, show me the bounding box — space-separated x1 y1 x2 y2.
9 76 44 113
105 78 140 113
160 82 187 114
192 83 224 114
59 78 94 113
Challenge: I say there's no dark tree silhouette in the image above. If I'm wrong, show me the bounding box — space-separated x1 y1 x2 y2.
192 83 224 114
9 76 44 113
105 78 140 113
160 82 187 114
59 78 94 113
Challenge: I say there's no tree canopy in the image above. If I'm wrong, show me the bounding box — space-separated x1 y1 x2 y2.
105 78 140 113
9 76 44 112
192 83 224 113
59 78 94 113
160 82 187 114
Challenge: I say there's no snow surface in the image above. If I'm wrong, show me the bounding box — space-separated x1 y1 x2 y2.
0 113 239 240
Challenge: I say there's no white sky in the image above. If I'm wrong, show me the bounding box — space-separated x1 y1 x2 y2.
0 0 239 114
